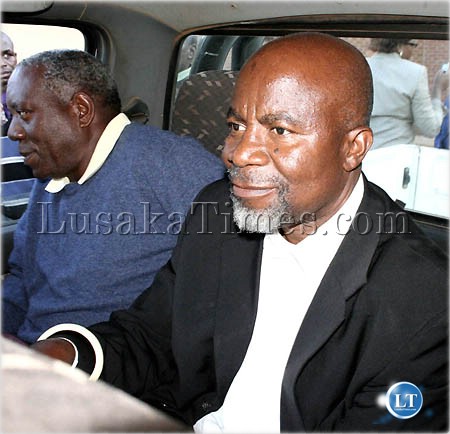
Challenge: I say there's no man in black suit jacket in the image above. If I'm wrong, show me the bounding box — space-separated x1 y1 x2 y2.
32 33 447 431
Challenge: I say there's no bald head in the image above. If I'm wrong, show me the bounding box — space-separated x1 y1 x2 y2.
239 32 373 131
223 33 374 239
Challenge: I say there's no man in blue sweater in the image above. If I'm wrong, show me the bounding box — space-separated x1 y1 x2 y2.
2 50 225 344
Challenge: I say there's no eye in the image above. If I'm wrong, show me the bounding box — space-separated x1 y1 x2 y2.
15 110 30 120
2 51 16 61
227 122 245 132
272 126 290 136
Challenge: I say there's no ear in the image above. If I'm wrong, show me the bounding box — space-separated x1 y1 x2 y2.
71 92 95 128
342 127 373 172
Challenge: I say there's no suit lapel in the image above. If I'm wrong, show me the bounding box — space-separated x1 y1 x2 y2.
281 179 383 431
214 231 264 398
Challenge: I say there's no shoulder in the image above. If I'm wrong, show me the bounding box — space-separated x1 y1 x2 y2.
402 57 425 69
368 53 424 74
120 123 209 154
367 180 445 247
181 178 239 235
26 178 52 202
362 181 447 307
338 184 448 370
118 123 224 173
398 58 426 80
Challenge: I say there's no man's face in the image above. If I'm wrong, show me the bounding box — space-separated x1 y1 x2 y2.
7 66 86 180
222 52 351 234
1 34 17 88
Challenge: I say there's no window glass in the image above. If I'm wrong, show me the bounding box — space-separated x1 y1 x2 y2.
345 37 449 218
172 34 449 219
2 23 85 61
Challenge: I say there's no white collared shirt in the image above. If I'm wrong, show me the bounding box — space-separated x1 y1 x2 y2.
194 176 364 433
45 113 130 193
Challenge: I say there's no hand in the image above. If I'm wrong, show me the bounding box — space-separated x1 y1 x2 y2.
432 68 449 96
31 338 76 365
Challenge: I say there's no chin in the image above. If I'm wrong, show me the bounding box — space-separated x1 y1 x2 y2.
232 198 289 234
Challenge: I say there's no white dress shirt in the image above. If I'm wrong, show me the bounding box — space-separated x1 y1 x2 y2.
194 176 364 433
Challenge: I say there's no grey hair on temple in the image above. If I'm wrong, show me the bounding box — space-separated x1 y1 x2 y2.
17 49 121 112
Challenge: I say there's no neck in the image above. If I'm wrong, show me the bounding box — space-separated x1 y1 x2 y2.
281 172 361 245
67 126 107 182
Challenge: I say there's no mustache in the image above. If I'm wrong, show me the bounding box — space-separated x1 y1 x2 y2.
227 166 280 185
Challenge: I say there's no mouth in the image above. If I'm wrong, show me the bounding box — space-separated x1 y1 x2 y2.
20 151 37 166
231 183 277 199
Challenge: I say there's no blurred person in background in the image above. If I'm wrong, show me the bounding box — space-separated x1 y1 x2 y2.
367 38 448 149
1 31 17 135
434 63 449 150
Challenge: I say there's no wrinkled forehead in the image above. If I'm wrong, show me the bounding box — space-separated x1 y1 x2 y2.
234 36 365 116
232 52 331 117
244 40 344 84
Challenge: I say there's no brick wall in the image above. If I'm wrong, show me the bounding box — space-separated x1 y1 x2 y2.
344 37 449 90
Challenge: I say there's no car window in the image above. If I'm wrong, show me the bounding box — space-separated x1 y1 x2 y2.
172 34 449 219
2 23 85 61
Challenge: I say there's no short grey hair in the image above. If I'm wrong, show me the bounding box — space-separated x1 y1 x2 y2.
18 50 121 112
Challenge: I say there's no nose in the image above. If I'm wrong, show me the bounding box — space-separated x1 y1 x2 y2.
7 116 25 142
223 130 270 168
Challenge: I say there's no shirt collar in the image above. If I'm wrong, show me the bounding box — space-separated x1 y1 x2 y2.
45 113 131 193
316 174 364 238
265 174 365 267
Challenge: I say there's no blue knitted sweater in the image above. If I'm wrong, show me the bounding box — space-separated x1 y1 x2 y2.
3 123 225 343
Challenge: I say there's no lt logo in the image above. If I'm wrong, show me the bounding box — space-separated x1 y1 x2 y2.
385 382 423 419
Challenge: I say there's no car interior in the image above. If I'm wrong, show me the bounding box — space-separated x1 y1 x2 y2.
1 2 448 269
1 2 448 431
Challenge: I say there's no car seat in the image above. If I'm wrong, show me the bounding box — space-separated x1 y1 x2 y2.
171 70 238 157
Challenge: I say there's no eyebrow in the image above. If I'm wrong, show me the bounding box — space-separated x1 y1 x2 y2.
227 107 310 130
226 107 245 123
259 112 299 126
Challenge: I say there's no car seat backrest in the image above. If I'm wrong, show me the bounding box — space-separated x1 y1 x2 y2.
171 70 238 157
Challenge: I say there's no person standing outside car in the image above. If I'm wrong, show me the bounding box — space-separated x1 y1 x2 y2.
2 49 225 344
434 63 449 150
1 31 34 222
367 38 448 149
1 31 17 135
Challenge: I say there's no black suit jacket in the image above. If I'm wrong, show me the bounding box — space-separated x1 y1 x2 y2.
80 176 447 431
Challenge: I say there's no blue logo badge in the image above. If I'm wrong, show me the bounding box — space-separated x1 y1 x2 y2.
385 382 423 419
